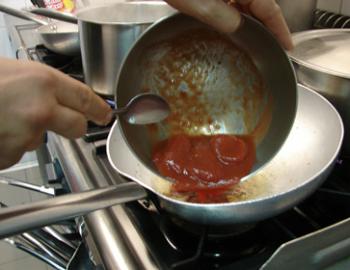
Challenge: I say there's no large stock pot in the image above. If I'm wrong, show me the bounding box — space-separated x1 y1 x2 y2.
289 29 350 153
31 1 176 97
77 1 175 97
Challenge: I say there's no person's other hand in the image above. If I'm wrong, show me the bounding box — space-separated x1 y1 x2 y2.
164 0 293 50
0 58 112 169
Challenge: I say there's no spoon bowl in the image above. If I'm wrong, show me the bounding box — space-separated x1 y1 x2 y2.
114 93 170 125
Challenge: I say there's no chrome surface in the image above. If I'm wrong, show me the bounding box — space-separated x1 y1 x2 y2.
0 181 146 239
116 13 297 183
1 203 75 269
4 237 66 270
290 29 350 78
77 1 175 96
0 4 48 25
113 93 170 125
37 21 79 56
0 176 55 196
290 29 350 153
47 134 158 270
262 217 350 269
107 84 343 224
30 7 78 24
21 232 69 266
43 226 78 250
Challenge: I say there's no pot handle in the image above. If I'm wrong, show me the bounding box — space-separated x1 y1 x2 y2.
0 182 147 239
0 4 48 25
29 7 78 24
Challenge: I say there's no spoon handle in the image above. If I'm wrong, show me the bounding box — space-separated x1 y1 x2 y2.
112 107 128 116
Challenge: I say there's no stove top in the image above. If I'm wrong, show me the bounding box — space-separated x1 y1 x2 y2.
62 130 349 270
26 10 350 268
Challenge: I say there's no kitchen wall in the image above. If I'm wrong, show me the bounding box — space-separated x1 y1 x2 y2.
317 0 350 15
0 0 32 57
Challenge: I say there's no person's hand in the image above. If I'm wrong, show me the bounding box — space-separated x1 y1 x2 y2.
0 58 112 169
164 0 293 50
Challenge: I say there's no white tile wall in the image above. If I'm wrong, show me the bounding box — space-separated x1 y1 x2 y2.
341 0 350 15
0 0 32 9
317 0 350 15
317 0 343 13
0 0 32 58
0 27 14 57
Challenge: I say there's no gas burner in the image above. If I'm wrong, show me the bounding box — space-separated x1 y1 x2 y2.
27 45 84 81
163 215 257 239
158 215 265 268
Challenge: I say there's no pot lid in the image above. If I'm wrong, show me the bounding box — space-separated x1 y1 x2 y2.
289 29 350 78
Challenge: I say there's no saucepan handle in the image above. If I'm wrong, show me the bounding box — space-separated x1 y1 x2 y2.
0 182 147 239
29 7 78 24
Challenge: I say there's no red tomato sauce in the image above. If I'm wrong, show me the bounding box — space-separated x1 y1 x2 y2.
152 134 255 203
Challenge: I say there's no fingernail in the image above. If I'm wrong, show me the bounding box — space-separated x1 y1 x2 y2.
214 6 242 33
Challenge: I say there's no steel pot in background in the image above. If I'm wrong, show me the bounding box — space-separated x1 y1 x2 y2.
77 1 176 97
289 29 350 153
31 2 176 97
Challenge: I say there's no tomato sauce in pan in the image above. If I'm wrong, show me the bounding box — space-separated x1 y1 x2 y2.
145 29 267 203
152 134 255 203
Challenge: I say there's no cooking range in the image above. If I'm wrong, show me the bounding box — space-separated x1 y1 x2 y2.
7 9 350 270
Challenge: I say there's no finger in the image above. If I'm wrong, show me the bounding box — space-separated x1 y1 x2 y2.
51 71 112 125
47 105 87 138
236 0 293 50
0 153 22 170
25 132 47 151
165 0 241 33
0 133 32 169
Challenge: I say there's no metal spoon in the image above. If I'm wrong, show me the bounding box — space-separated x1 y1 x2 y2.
114 93 170 125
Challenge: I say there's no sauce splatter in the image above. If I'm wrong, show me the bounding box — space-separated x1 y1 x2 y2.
153 134 255 203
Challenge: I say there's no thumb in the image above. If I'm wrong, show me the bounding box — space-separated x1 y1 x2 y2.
165 0 242 33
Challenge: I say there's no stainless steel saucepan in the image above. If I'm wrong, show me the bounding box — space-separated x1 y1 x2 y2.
0 84 343 238
0 4 79 56
31 1 177 97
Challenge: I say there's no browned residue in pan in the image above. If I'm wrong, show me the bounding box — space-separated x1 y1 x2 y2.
142 29 271 139
140 28 272 202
